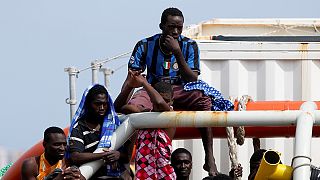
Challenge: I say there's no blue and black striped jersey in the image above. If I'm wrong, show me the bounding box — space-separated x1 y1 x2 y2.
128 34 200 85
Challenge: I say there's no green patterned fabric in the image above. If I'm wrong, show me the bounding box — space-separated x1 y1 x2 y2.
0 163 13 178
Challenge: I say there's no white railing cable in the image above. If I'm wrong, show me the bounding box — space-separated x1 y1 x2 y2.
77 51 132 73
65 51 131 121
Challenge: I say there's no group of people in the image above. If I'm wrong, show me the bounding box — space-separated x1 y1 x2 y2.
21 126 242 180
21 7 259 180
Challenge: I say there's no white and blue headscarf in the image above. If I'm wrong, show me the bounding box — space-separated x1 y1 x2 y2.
66 84 122 176
184 80 234 111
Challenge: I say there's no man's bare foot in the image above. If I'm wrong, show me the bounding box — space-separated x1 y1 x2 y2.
203 163 218 176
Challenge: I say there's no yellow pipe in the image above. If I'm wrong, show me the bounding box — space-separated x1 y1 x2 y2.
254 150 293 180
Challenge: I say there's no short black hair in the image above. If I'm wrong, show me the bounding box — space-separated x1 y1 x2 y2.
171 148 192 162
250 149 267 164
153 81 173 96
44 126 65 143
203 174 232 180
161 7 184 25
85 84 108 106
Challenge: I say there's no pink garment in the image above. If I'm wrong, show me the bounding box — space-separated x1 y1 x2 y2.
135 129 176 180
128 85 212 111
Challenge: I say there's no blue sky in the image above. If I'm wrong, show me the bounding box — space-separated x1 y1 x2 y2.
0 0 319 151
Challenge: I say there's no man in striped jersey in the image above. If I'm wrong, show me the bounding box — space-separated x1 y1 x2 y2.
117 7 218 176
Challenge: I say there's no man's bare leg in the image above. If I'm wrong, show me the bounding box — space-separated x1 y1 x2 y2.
199 127 218 176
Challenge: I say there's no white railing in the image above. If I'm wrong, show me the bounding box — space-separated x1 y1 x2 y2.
64 51 131 122
76 102 318 180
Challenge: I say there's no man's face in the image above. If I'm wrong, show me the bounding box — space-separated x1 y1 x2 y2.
172 152 192 178
161 15 183 39
44 133 67 160
90 93 108 118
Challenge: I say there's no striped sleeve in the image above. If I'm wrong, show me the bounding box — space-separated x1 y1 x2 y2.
128 40 147 71
187 41 200 74
68 128 85 153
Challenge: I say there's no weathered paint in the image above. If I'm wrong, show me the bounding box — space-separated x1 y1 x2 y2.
300 43 309 59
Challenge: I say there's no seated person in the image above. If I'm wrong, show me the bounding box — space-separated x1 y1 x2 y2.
171 148 192 180
67 84 130 179
114 70 176 179
21 126 84 180
125 7 220 176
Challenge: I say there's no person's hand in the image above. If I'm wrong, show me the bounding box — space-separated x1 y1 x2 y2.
125 70 146 88
229 164 243 179
133 72 147 86
234 164 243 177
125 69 141 88
102 149 121 163
53 166 82 180
162 35 181 55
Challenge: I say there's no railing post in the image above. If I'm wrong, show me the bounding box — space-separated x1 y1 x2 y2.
100 68 114 89
91 60 100 84
292 101 317 180
64 67 78 123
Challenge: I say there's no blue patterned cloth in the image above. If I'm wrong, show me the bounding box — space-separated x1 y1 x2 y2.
66 84 122 176
184 80 234 111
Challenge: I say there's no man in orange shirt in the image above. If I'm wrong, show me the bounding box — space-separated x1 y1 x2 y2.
21 127 84 180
